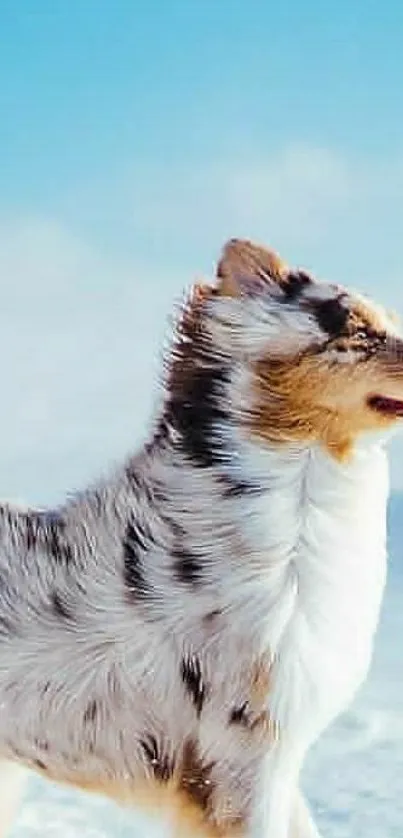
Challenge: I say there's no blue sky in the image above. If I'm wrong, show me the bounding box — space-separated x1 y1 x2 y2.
1 1 403 502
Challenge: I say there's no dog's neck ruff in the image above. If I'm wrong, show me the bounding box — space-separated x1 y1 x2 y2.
150 416 389 739
237 436 388 728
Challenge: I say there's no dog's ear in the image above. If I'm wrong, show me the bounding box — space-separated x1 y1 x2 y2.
216 238 289 298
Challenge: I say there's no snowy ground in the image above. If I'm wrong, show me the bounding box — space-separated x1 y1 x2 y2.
9 506 403 838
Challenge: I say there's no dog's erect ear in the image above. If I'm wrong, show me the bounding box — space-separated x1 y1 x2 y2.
216 238 289 298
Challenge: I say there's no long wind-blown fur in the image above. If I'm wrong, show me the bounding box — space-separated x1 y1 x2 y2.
1 238 403 838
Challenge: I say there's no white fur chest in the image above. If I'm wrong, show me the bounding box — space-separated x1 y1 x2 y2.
239 438 389 744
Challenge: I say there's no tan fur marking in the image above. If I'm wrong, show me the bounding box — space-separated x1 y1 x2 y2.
10 739 244 838
229 656 278 741
250 350 403 461
350 299 388 334
217 238 288 297
250 654 273 705
248 656 279 740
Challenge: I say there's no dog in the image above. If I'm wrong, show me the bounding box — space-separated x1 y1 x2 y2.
0 238 401 838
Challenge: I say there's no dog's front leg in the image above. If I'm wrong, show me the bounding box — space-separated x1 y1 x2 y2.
248 783 321 838
288 790 322 838
0 760 27 838
248 761 296 838
248 781 322 838
246 748 321 838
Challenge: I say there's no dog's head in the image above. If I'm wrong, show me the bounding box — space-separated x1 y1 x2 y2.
167 239 403 462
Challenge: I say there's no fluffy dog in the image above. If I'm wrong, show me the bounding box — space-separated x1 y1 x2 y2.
0 239 401 838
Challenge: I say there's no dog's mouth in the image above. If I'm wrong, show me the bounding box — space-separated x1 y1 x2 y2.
368 394 403 417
